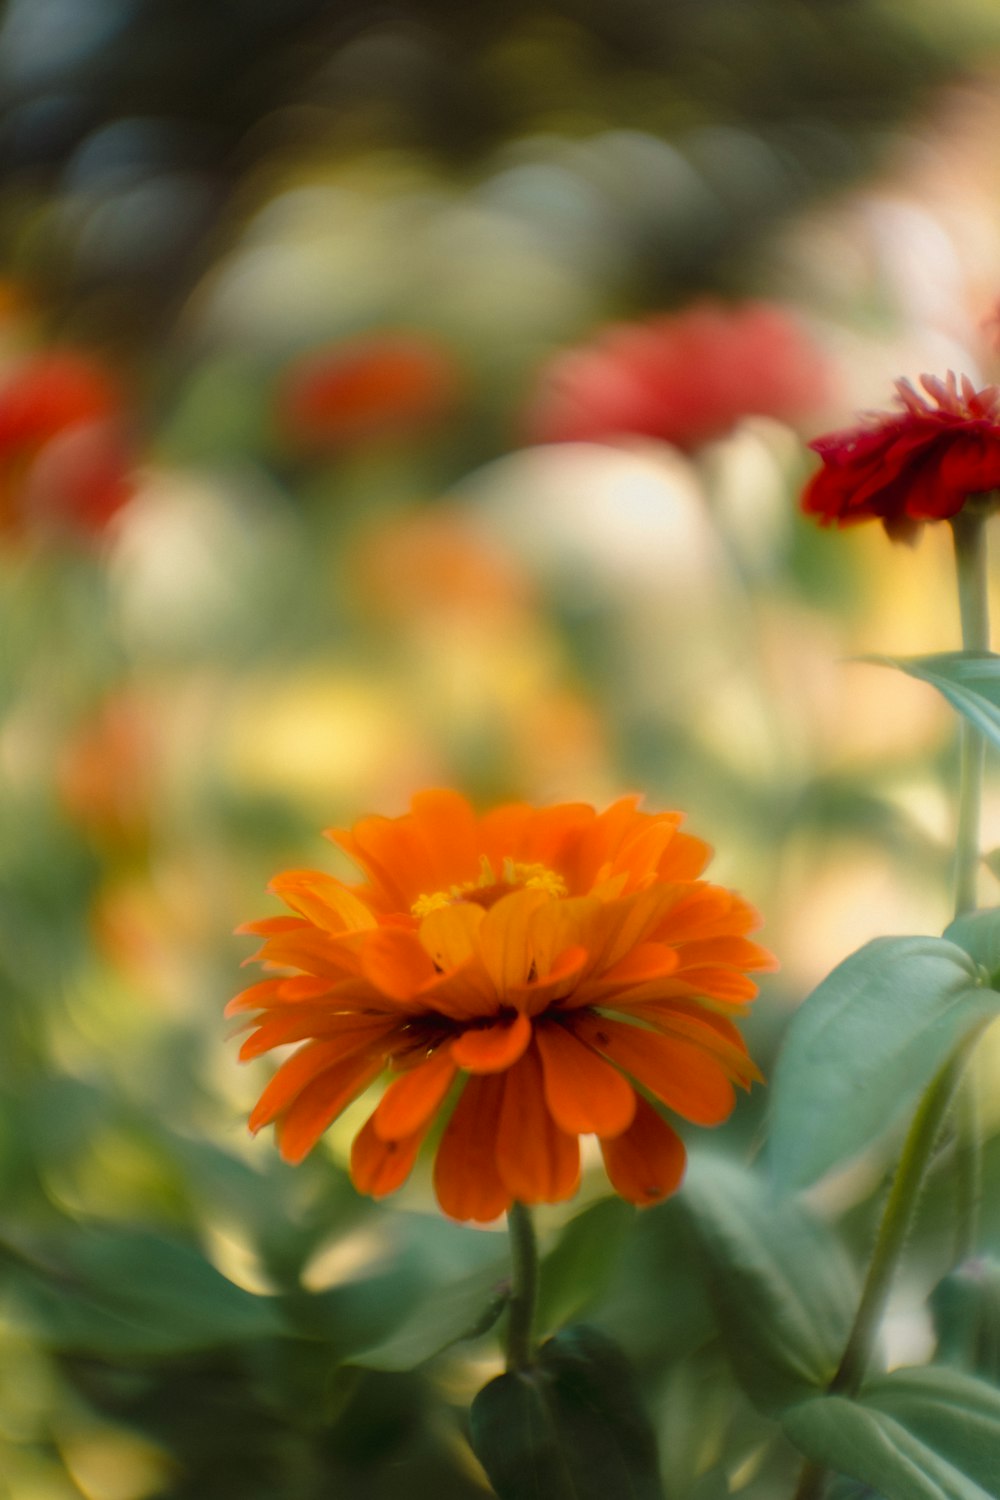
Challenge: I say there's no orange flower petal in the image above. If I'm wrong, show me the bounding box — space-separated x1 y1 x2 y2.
360 926 436 1001
239 1010 394 1062
507 944 588 1016
407 788 481 890
451 1011 532 1073
373 1047 458 1140
610 1003 763 1088
655 887 761 942
495 1046 580 1204
524 896 603 979
602 973 753 1014
574 1015 735 1126
248 1040 347 1131
276 1052 385 1163
672 966 760 1003
228 975 340 1016
351 1111 429 1197
433 1075 511 1222
480 888 551 992
236 915 307 937
480 800 592 885
418 902 484 970
415 960 500 1020
599 1096 686 1206
535 1022 637 1137
268 870 377 933
676 935 778 971
252 929 364 981
327 816 428 911
564 941 679 1007
225 977 292 1017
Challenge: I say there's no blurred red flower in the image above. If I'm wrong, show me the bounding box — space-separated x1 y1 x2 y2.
524 301 826 452
802 373 1000 541
0 351 134 537
275 332 461 452
229 789 773 1222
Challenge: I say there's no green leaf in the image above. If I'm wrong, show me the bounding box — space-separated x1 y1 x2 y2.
8 1227 285 1356
536 1197 634 1335
943 909 1000 983
348 1257 509 1371
770 936 999 1192
470 1324 662 1500
782 1392 993 1500
678 1155 857 1414
863 1365 1000 1493
870 653 1000 753
931 1259 1000 1382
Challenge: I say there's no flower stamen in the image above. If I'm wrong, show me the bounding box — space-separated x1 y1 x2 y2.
411 855 567 917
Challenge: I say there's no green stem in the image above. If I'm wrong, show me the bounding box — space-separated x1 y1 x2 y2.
791 1460 826 1500
505 1202 539 1372
790 514 991 1499
951 512 989 917
954 1069 982 1263
829 1055 962 1397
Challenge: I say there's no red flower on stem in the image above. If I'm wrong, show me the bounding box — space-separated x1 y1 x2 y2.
802 373 1000 542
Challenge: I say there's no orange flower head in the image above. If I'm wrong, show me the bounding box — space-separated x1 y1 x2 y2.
228 790 775 1222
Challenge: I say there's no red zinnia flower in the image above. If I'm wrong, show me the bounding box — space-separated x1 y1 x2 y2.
228 790 773 1222
524 301 826 453
802 373 1000 542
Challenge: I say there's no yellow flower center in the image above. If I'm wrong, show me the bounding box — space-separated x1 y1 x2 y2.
411 855 567 917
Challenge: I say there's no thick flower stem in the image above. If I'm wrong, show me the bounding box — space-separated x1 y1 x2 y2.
791 513 991 1500
505 1202 539 1372
950 511 990 1262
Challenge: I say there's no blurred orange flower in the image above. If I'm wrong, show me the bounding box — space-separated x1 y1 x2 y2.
803 373 1000 541
229 790 773 1221
524 301 826 452
275 331 461 452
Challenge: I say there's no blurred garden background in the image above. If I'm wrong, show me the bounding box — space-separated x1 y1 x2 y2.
6 1 1000 1496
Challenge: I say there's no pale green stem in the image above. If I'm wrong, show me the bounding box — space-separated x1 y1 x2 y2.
505 1202 539 1372
951 511 989 917
791 514 991 1499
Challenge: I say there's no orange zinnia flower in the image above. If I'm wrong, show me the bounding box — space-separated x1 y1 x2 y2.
228 790 773 1222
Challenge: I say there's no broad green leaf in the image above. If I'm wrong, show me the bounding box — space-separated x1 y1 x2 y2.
770 937 998 1192
863 1365 1000 1493
679 1155 857 1414
782 1398 990 1500
8 1227 284 1356
536 1196 634 1335
871 653 1000 753
470 1324 662 1500
931 1259 1000 1382
943 909 1000 983
348 1258 508 1370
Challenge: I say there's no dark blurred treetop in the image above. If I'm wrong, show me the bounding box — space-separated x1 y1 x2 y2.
0 0 978 344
